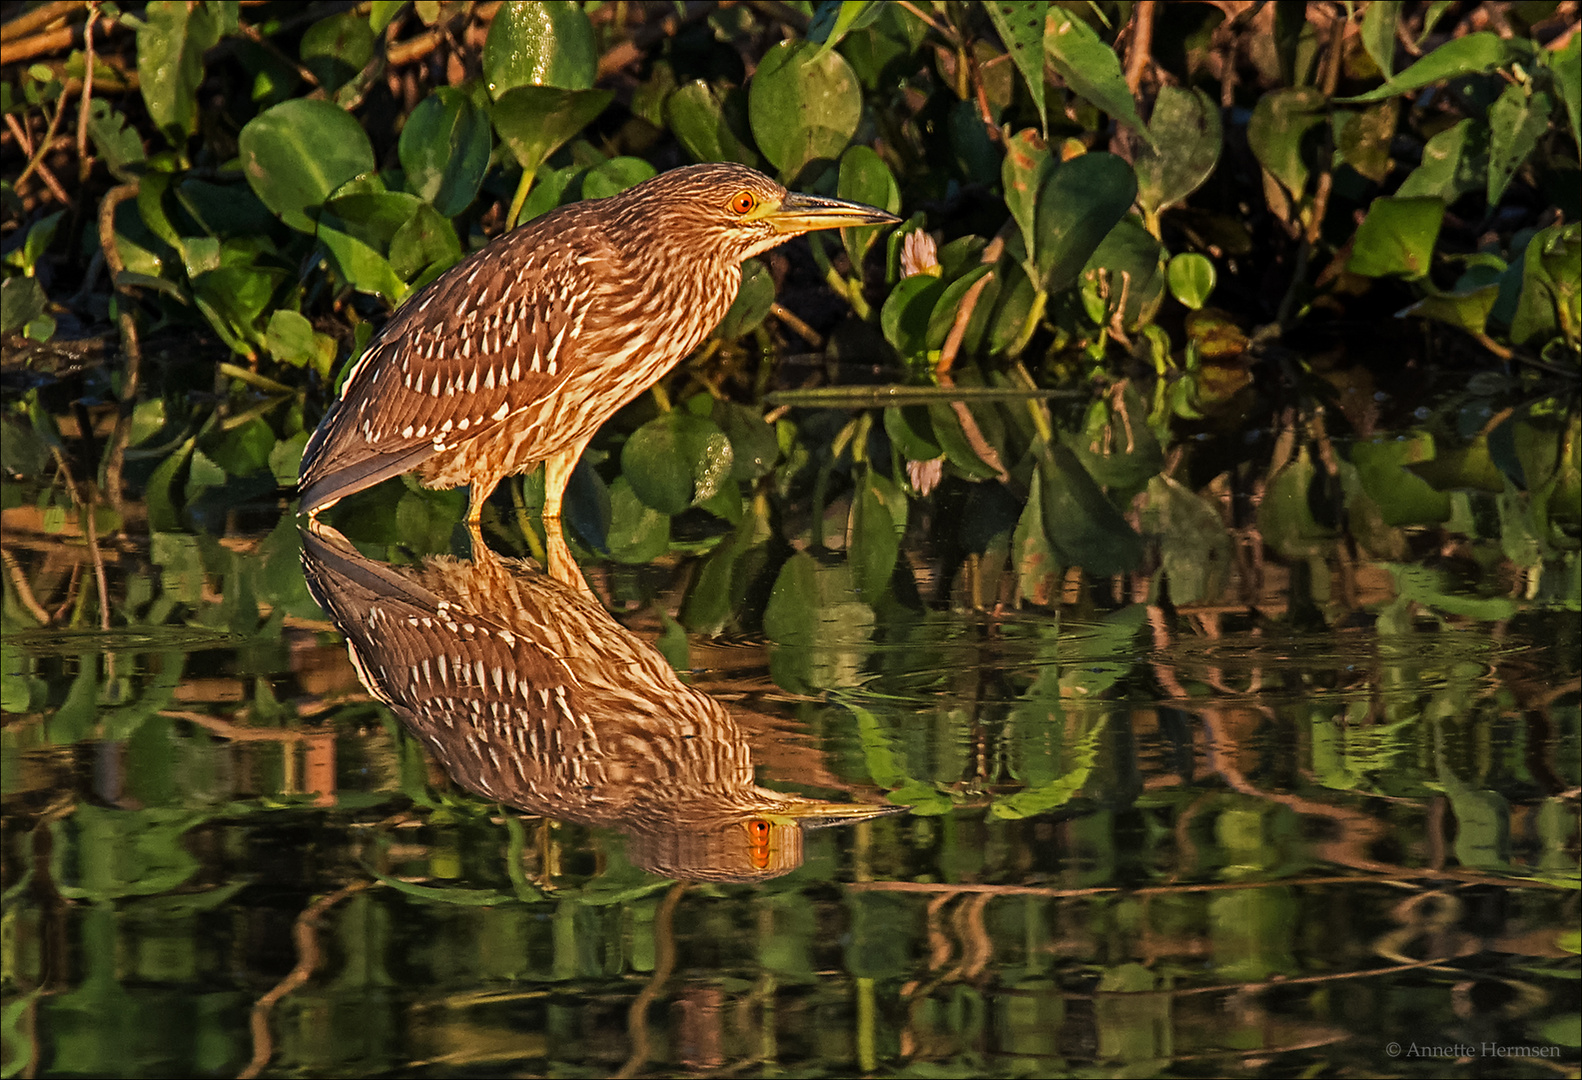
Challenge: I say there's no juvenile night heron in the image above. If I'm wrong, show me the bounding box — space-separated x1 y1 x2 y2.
298 163 897 582
300 521 901 882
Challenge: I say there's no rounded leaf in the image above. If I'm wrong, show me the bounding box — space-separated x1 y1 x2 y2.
399 88 492 216
749 41 862 181
483 0 595 96
239 99 375 233
1167 252 1216 310
1034 153 1138 295
621 411 735 515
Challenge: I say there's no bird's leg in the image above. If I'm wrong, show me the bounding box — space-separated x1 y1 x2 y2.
541 440 592 593
464 477 497 556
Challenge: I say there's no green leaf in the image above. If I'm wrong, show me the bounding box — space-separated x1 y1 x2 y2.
0 277 46 336
1341 32 1511 102
1145 475 1230 605
1247 87 1327 203
621 411 735 514
136 0 227 139
1400 281 1500 335
399 88 493 216
84 99 146 181
713 400 779 480
1486 85 1552 207
848 469 898 601
1082 216 1165 331
1256 448 1332 560
388 202 463 285
837 145 900 269
985 1 1048 133
1011 463 1062 605
807 1 883 62
716 257 774 340
1167 252 1216 310
490 85 613 179
664 80 762 166
1334 99 1398 184
1043 8 1149 142
1395 119 1486 202
1039 442 1143 575
237 99 376 233
270 431 309 486
605 476 671 562
482 0 596 96
1352 435 1453 526
265 309 318 366
581 156 657 200
883 405 941 461
748 40 863 183
1359 1 1402 81
929 402 1000 480
1034 153 1137 295
1347 196 1444 279
1001 129 1053 261
1510 223 1581 348
925 265 993 350
300 12 376 92
1134 87 1221 216
1549 33 1581 154
880 274 946 358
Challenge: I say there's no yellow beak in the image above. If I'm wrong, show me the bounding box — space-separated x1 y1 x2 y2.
760 191 900 234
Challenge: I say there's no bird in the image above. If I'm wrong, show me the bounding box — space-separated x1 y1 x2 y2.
299 519 904 882
297 162 898 585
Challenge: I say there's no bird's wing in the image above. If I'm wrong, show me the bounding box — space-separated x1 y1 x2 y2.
298 216 617 510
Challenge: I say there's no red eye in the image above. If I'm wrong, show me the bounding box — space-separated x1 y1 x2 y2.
747 819 772 843
729 190 756 215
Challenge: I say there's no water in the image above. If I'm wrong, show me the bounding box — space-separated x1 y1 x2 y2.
2 501 1578 1078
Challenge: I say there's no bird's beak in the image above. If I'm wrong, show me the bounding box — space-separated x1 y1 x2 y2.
779 800 912 828
760 191 901 234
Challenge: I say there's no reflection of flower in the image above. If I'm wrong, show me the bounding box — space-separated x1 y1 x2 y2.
900 230 940 278
907 455 944 496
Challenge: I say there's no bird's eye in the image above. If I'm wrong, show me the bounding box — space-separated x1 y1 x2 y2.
728 190 757 215
746 818 771 843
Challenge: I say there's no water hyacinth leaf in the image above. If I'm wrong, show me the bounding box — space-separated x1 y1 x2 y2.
929 403 1002 481
712 400 779 480
1359 1 1401 81
1146 475 1229 605
621 411 735 514
1001 129 1052 261
270 432 310 487
483 0 596 96
1134 86 1221 217
848 471 898 601
883 406 941 462
1257 449 1332 560
1043 8 1150 141
1342 32 1511 103
1400 281 1500 335
1351 436 1453 526
399 88 493 216
1335 99 1398 184
300 12 376 92
665 81 762 166
985 1 1048 132
605 477 671 563
265 309 318 366
1034 153 1137 295
748 41 863 182
192 265 287 353
1551 33 1581 153
716 258 774 340
136 0 228 139
807 1 882 63
925 265 993 350
1168 252 1216 310
762 553 875 691
1012 464 1062 605
1396 119 1486 201
880 274 946 358
388 203 463 286
1082 217 1165 331
0 278 46 336
1039 443 1143 576
581 157 657 200
238 99 376 233
1247 87 1327 203
369 0 404 33
1487 85 1553 207
1510 223 1582 348
491 86 614 180
1067 382 1162 499
838 146 900 269
1347 196 1444 279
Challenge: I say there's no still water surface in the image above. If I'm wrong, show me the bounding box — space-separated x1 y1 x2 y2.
2 504 1578 1078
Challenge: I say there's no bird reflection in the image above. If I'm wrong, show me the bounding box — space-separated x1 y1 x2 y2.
300 522 900 882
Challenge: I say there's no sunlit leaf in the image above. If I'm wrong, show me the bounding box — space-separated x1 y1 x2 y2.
238 99 376 233
748 40 863 182
985 1 1048 133
483 0 596 96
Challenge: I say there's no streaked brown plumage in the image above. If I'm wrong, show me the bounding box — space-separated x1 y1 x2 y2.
298 163 896 584
300 520 901 882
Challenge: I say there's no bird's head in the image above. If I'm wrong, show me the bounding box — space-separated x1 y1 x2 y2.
608 162 900 265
